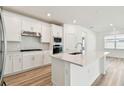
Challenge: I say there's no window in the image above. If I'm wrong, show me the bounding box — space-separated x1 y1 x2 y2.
116 34 124 49
104 34 124 49
104 35 115 49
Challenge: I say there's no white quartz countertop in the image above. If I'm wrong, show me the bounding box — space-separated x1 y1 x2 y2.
51 52 110 66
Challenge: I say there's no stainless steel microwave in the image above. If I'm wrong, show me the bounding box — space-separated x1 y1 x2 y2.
54 37 62 43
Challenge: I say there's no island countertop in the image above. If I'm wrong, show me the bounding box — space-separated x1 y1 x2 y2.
51 52 110 66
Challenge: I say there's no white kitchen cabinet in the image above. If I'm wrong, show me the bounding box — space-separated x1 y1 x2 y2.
3 14 21 41
4 55 13 75
34 52 43 67
33 22 41 33
41 23 51 43
22 19 41 33
43 51 51 65
22 53 34 70
4 52 44 75
22 52 43 70
13 54 23 73
22 20 31 32
51 24 63 37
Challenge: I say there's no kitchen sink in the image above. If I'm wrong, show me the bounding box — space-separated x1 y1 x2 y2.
69 52 82 55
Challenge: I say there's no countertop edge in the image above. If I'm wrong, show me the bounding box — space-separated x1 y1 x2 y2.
51 55 83 67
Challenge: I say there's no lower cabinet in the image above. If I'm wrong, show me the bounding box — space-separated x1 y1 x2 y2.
4 54 22 75
34 53 43 67
43 51 51 65
22 52 43 70
4 55 13 75
22 53 34 70
13 54 23 73
4 51 51 76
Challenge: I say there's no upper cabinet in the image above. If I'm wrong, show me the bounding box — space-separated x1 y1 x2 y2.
41 22 51 43
3 13 21 41
3 11 61 43
22 19 41 33
51 24 63 37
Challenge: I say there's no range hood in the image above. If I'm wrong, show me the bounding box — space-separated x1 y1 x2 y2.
21 31 41 37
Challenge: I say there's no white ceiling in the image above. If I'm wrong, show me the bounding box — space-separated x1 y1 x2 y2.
3 6 124 32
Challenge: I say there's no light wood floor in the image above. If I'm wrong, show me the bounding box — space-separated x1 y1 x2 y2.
4 65 52 86
93 57 124 86
4 57 124 86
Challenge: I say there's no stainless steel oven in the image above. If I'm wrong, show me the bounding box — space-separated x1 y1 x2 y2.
53 45 63 54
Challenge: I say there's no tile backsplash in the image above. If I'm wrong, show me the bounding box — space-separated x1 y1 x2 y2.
20 36 41 50
7 40 50 52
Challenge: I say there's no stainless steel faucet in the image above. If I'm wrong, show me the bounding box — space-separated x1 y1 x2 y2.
75 37 85 54
75 42 84 54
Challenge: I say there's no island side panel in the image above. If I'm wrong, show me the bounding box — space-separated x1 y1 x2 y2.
51 57 70 86
70 60 101 86
70 64 90 86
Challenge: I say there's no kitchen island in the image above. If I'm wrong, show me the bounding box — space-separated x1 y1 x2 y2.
51 52 109 86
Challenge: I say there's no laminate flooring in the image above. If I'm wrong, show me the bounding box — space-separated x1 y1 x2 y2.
4 65 52 86
93 57 124 86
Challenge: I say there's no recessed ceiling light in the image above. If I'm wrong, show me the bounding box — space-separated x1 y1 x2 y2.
47 13 51 17
110 24 113 26
73 19 77 24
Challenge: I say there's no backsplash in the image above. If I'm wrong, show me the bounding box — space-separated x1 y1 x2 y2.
7 42 21 52
20 36 41 50
7 39 50 52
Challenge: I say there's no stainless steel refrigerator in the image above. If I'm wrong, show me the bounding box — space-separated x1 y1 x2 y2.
0 8 7 86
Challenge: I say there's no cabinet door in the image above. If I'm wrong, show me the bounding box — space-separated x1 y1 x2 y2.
3 14 21 41
34 53 43 67
33 22 41 33
57 26 63 37
51 24 62 37
22 54 34 70
13 54 22 73
41 23 51 43
22 20 32 32
4 55 13 75
22 19 41 33
43 51 51 65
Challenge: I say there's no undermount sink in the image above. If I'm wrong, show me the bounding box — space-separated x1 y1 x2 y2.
69 52 82 55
